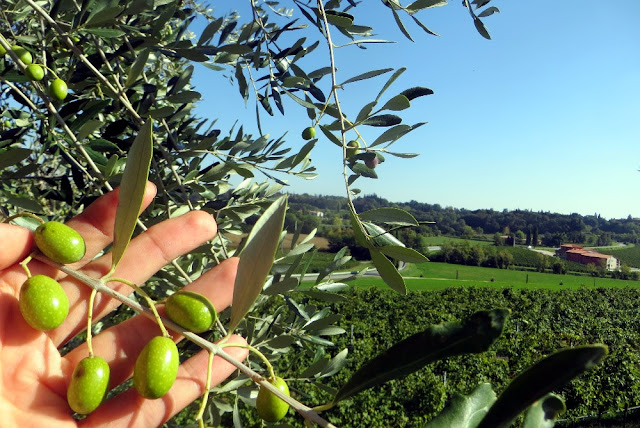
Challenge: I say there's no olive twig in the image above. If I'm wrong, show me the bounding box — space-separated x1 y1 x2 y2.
3 212 46 225
194 350 215 427
19 253 34 278
41 64 60 79
220 341 276 381
316 0 373 253
105 276 170 338
86 288 98 356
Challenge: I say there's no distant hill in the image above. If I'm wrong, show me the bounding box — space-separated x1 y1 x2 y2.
285 192 640 247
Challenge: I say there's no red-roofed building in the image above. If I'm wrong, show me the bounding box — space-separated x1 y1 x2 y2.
556 244 619 271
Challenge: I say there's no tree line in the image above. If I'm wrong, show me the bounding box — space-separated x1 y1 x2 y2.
286 193 640 247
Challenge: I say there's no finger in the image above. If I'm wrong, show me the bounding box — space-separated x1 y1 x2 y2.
0 223 33 271
1 183 158 294
63 257 238 382
79 335 248 428
65 182 157 266
51 210 219 346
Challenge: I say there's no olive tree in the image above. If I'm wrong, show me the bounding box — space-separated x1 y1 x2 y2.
0 0 608 426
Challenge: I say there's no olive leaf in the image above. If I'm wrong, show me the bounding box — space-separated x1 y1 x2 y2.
369 249 406 294
110 118 153 273
333 309 509 404
522 394 566 428
381 94 411 111
362 114 402 127
375 67 406 102
400 86 434 101
125 48 150 87
377 245 429 264
324 10 355 28
473 16 491 40
362 222 405 247
359 207 419 226
82 28 126 38
427 388 564 428
425 383 497 428
341 68 393 86
477 345 608 428
0 147 31 170
228 195 288 333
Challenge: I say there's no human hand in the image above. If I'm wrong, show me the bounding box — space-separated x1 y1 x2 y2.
0 183 248 427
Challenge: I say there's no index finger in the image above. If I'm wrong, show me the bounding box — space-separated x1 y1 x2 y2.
0 223 33 270
12 183 158 284
65 182 157 266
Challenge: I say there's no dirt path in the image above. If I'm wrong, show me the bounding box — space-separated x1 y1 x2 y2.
529 248 556 257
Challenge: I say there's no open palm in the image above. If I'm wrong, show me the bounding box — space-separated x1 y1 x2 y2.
0 184 247 427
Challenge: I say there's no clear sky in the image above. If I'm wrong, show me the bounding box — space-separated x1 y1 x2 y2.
191 1 640 220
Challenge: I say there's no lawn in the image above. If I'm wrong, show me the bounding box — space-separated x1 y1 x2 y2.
349 261 640 290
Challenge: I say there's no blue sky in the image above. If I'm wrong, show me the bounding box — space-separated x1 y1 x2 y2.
191 1 640 219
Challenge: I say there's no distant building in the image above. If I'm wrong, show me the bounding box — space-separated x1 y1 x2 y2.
556 244 619 271
309 211 324 218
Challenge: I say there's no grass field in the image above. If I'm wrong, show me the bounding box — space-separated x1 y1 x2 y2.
421 236 494 247
348 261 640 290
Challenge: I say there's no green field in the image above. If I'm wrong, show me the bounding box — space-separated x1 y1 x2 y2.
350 261 639 290
594 244 640 268
421 236 494 247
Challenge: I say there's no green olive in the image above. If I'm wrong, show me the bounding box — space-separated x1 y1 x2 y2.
34 221 86 264
165 290 217 333
19 275 69 331
133 336 179 399
25 64 44 81
346 140 361 158
11 45 32 65
301 126 316 140
256 376 290 423
67 356 110 414
49 78 68 101
0 44 6 56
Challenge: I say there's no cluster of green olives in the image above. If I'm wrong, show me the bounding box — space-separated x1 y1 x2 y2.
132 290 220 400
15 218 216 413
18 217 290 421
1 44 68 101
301 126 380 171
19 221 84 331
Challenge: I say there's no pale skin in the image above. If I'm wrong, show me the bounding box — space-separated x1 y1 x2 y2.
0 183 249 427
